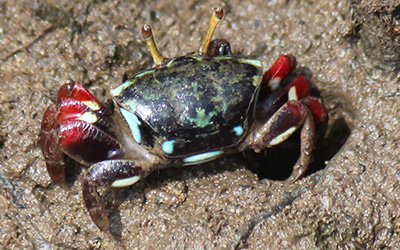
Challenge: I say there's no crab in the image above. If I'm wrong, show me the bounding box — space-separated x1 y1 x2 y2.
40 7 327 232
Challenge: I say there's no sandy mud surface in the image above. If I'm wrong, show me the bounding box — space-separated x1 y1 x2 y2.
1 0 400 249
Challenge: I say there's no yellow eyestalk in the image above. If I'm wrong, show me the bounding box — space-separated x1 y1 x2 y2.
199 7 224 55
142 24 164 65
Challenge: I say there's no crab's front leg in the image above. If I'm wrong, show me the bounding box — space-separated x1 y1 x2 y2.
82 158 160 232
242 55 327 181
40 82 122 183
251 98 325 181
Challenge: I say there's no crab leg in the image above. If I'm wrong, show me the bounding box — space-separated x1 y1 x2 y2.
252 101 312 148
288 104 315 182
243 100 317 181
300 96 328 143
82 160 154 232
263 54 297 91
257 54 327 133
257 74 310 122
286 96 327 181
247 52 327 181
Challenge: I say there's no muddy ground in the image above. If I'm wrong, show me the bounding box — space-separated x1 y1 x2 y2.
1 0 400 249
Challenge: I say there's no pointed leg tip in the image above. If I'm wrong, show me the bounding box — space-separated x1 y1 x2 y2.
287 161 309 183
96 219 111 233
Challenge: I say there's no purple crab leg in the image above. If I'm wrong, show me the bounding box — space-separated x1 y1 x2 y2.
244 100 317 181
82 160 153 232
262 54 297 93
300 96 328 142
256 74 310 122
288 104 315 181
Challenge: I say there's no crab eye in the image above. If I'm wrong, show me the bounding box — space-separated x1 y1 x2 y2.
219 43 231 55
207 39 232 56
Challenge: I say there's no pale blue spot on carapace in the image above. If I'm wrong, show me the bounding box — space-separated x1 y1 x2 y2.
120 108 142 143
237 58 262 68
111 70 157 97
166 58 176 67
233 125 243 136
183 150 223 166
110 80 134 97
135 69 154 78
162 140 175 154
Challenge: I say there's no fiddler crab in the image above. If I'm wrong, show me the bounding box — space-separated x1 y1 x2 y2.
40 7 327 232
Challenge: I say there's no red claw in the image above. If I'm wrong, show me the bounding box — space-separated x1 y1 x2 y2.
57 82 99 105
253 54 328 182
57 99 92 122
58 120 121 165
301 96 327 125
40 82 121 183
288 75 310 100
40 104 65 183
263 54 297 88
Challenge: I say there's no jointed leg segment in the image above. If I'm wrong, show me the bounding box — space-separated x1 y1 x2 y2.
243 54 327 181
83 160 152 232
